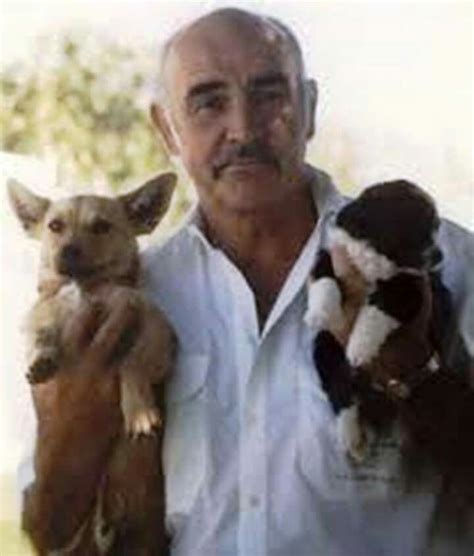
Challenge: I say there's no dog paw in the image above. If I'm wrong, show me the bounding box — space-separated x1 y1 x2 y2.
305 278 343 331
26 355 58 384
337 407 370 464
346 305 399 367
304 305 344 332
303 307 324 331
124 407 162 438
346 340 373 368
346 431 369 464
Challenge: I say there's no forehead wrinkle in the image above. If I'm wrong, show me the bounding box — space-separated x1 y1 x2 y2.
168 41 292 105
161 10 303 101
186 79 227 100
249 71 288 88
184 70 289 113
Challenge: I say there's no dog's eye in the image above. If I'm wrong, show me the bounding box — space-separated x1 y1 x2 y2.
90 218 112 235
48 219 65 234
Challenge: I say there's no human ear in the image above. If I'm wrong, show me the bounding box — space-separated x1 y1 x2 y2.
304 79 318 140
150 103 180 156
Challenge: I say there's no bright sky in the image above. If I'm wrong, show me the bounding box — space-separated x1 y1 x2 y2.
0 0 472 224
0 1 472 481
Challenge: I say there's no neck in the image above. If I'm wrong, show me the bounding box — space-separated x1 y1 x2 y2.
201 175 317 325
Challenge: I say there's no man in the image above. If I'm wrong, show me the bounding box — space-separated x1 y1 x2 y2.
22 8 473 555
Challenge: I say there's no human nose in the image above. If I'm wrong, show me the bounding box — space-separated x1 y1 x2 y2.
225 97 256 143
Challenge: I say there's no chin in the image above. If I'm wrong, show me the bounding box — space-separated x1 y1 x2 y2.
225 159 282 181
218 167 288 210
219 183 287 214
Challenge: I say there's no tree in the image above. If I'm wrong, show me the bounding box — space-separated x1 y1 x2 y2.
0 32 191 219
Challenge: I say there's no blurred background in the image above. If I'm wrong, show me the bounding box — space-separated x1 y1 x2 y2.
0 1 472 553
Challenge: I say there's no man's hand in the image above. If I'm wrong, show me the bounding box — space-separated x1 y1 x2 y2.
326 244 370 347
327 244 434 389
325 245 474 499
24 287 140 553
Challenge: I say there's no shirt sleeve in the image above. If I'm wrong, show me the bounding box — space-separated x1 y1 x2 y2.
15 389 37 519
438 218 474 381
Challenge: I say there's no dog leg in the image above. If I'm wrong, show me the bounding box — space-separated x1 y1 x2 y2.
337 404 371 463
120 371 162 437
346 273 423 367
113 291 174 437
26 328 60 384
313 330 354 413
304 249 344 331
346 304 400 368
102 433 167 555
25 301 62 384
313 331 371 461
25 283 84 384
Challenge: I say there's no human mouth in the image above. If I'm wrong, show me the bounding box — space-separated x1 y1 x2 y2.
227 158 270 169
212 142 279 179
214 157 277 179
221 160 276 181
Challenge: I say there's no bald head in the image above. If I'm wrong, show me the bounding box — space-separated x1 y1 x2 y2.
159 8 306 102
150 7 317 215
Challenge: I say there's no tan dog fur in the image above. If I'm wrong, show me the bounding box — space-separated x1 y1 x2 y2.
9 174 177 555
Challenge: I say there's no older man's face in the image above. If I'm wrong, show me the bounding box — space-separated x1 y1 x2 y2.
159 20 314 214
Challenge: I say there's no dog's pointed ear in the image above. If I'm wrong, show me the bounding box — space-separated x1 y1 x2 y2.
7 179 50 238
119 173 177 235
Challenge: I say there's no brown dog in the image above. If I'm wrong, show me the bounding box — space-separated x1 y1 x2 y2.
8 174 177 555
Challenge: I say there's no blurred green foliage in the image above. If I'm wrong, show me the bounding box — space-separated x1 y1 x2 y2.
0 474 33 555
0 33 191 219
0 31 359 216
0 520 33 555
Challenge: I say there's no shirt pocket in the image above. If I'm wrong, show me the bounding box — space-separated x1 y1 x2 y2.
296 362 408 503
164 352 209 531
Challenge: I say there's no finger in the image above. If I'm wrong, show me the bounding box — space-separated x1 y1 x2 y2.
330 244 369 301
331 244 356 278
90 295 140 365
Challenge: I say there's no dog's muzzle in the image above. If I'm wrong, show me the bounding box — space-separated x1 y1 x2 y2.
57 243 85 277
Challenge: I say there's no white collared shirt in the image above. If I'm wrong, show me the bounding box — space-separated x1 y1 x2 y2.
17 168 473 555
141 167 473 556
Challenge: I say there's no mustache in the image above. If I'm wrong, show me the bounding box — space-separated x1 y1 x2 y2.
212 141 279 178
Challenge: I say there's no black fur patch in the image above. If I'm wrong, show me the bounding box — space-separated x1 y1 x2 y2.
313 331 353 413
368 273 424 324
336 180 439 268
310 249 336 281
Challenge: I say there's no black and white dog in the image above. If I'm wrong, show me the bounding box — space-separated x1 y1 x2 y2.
305 180 442 462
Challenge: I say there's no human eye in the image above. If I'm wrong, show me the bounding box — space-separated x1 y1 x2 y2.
246 71 290 108
191 92 227 115
251 83 288 109
257 86 285 100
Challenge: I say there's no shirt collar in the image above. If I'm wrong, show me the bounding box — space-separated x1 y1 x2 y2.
308 165 347 218
183 165 345 249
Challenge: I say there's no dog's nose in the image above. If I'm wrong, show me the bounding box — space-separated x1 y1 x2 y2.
58 243 83 276
62 243 82 263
